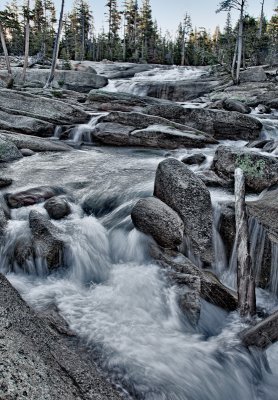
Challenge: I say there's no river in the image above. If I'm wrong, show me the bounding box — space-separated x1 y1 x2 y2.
1 65 278 400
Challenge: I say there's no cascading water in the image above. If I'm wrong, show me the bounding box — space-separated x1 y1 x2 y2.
104 65 208 96
69 114 106 143
1 67 278 399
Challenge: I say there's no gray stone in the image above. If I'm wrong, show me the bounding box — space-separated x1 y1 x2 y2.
196 170 232 188
0 138 23 163
240 66 267 83
29 210 64 270
212 145 278 192
152 246 237 312
154 158 214 264
0 273 122 399
131 197 184 249
5 186 65 208
146 104 262 141
181 153 206 165
92 111 217 149
44 197 71 220
0 89 89 130
222 98 251 114
0 131 71 152
0 176 12 188
21 148 35 156
255 104 272 114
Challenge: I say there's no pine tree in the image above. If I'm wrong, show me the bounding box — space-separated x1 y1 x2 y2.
138 0 153 62
106 0 121 60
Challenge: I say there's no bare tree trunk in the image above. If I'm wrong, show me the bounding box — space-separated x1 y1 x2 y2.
0 22 12 75
235 168 256 318
231 38 238 82
181 29 185 66
44 0 65 89
22 0 30 83
258 0 265 39
235 1 245 84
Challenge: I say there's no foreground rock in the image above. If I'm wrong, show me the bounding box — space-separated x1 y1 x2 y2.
0 137 23 162
212 145 278 192
5 186 65 208
0 131 71 152
131 197 184 249
29 210 64 270
146 104 262 140
44 197 71 220
0 89 89 136
0 273 122 399
92 111 217 149
154 158 214 264
182 153 206 165
152 246 237 312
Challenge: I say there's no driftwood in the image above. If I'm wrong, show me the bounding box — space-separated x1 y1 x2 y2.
241 311 278 349
235 168 256 317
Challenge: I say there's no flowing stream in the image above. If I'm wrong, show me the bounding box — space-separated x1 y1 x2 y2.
1 66 278 399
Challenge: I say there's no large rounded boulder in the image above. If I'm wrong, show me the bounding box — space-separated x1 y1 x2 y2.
131 197 184 249
154 158 214 264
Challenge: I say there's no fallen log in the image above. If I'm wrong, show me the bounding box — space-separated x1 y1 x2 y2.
241 311 278 349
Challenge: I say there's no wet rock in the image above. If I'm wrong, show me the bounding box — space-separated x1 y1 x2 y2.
0 109 55 136
82 191 120 217
44 197 71 220
144 78 221 102
93 111 217 149
73 63 97 74
146 104 262 141
0 69 108 93
21 148 35 156
0 273 122 399
240 66 267 83
247 139 271 149
222 99 251 114
131 197 184 249
212 145 278 192
219 202 236 261
0 89 89 131
0 176 12 188
14 237 34 266
0 205 7 241
0 137 23 163
255 104 272 114
196 170 232 188
0 131 71 152
263 140 278 153
87 89 166 112
154 158 214 264
152 246 237 312
5 186 65 208
29 210 64 270
181 153 206 165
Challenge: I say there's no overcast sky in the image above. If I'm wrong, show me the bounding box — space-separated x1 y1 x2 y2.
2 0 278 35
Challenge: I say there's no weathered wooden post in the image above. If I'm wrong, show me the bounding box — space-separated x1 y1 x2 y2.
234 168 256 317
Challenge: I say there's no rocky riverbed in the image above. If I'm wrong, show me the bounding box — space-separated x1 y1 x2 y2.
0 61 278 400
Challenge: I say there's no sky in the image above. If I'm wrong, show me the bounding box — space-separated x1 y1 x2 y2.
2 0 278 35
59 0 278 35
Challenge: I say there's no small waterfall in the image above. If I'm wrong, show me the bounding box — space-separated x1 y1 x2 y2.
259 118 278 140
212 203 227 276
53 126 62 139
270 242 278 296
69 114 105 143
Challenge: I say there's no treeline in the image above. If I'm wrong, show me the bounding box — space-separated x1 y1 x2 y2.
0 0 278 68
